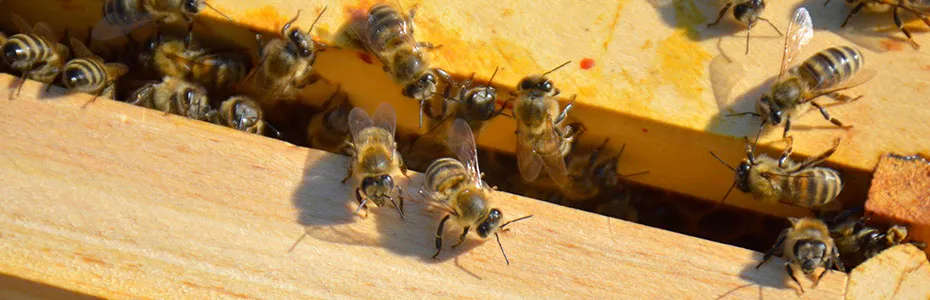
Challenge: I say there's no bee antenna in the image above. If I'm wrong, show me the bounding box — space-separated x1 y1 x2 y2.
265 122 282 138
543 61 571 76
288 228 310 253
495 232 511 265
750 121 765 156
283 10 301 36
721 182 737 204
485 66 500 92
204 2 234 22
709 151 736 171
308 6 328 34
500 214 533 229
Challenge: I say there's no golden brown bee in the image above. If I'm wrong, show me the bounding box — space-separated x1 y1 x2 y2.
61 37 128 100
92 0 233 41
352 3 450 127
509 61 583 187
2 13 70 97
757 217 844 293
216 96 279 136
711 136 844 209
127 76 216 121
706 0 783 54
422 118 532 264
829 0 930 49
343 103 408 219
306 86 353 155
732 8 876 138
246 8 326 106
428 67 504 137
829 211 928 268
141 29 251 90
560 139 648 202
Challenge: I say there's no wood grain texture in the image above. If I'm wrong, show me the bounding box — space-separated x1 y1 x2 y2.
846 244 930 300
865 154 930 257
0 74 849 299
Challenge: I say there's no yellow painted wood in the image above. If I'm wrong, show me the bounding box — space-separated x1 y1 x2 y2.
0 74 848 299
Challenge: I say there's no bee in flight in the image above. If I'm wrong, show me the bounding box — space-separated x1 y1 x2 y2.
343 103 408 219
127 76 216 121
706 0 783 54
216 96 280 137
351 3 450 128
828 0 930 49
91 0 234 41
710 135 844 210
422 118 533 264
510 61 584 187
757 217 844 294
2 13 70 97
728 7 876 138
828 209 927 268
246 8 326 106
61 37 129 101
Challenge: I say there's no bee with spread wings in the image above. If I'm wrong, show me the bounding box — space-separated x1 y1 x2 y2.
727 7 876 138
422 119 532 265
343 102 408 219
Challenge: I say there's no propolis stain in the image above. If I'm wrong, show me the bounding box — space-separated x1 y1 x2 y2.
656 33 711 102
580 58 596 70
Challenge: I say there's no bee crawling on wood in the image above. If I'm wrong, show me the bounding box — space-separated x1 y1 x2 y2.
127 76 216 121
246 8 327 106
421 118 533 264
706 0 783 54
828 209 928 268
1 13 70 97
758 217 844 294
827 0 930 49
343 103 409 219
216 96 280 137
60 37 128 102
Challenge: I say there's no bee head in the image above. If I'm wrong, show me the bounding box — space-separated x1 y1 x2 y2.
402 72 437 100
362 174 395 198
234 103 259 130
758 94 783 125
287 30 314 57
2 41 25 65
735 160 753 192
464 87 498 119
182 0 203 15
477 208 503 238
794 239 827 274
62 66 89 89
518 76 556 98
733 0 764 22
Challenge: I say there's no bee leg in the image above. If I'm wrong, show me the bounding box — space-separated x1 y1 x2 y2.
554 95 577 125
893 7 921 49
782 116 792 139
841 2 865 28
353 188 369 218
342 165 353 184
706 2 733 28
432 214 452 259
826 92 862 102
183 22 194 49
778 136 794 168
787 264 805 294
810 101 849 128
451 226 470 249
388 195 405 220
745 19 753 55
832 245 845 272
791 138 841 171
757 230 786 269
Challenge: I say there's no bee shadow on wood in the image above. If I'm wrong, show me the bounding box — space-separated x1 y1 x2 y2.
794 0 927 53
713 261 793 299
649 0 785 42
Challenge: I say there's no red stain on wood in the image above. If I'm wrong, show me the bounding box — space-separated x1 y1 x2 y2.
580 58 595 70
881 39 904 52
357 52 373 64
642 128 648 133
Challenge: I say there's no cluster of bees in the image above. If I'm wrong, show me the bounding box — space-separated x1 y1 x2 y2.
1 0 928 292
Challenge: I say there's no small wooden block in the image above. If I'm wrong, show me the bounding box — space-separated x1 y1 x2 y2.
865 154 930 256
846 244 930 300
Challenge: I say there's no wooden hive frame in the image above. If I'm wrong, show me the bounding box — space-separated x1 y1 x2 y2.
0 0 928 297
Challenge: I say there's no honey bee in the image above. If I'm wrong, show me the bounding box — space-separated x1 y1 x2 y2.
706 0 783 54
142 29 251 90
307 86 353 155
61 37 128 101
342 103 408 219
829 211 928 267
560 139 648 202
2 13 70 97
247 8 326 105
731 7 876 138
710 136 844 209
510 61 583 187
352 3 450 128
422 118 533 264
91 0 233 41
216 96 279 136
828 0 930 49
757 217 844 293
127 76 216 121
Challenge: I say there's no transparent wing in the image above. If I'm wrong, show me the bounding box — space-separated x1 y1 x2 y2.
778 7 814 81
516 135 543 182
69 37 98 60
9 13 33 34
540 151 571 187
709 54 746 111
349 13 391 67
808 68 878 100
448 118 482 186
372 102 397 136
32 22 58 44
91 15 152 41
348 106 374 142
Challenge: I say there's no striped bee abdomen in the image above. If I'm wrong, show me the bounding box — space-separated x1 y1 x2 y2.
366 4 407 51
2 34 52 68
425 158 470 198
786 167 842 208
796 46 863 91
62 59 107 92
103 0 148 26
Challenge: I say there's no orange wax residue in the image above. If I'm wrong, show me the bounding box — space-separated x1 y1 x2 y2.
580 58 596 70
344 0 376 21
242 6 289 31
881 39 904 52
357 52 374 64
642 128 649 133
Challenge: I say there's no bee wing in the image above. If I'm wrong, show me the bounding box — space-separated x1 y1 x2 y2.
348 106 375 142
807 69 878 100
778 7 814 81
709 54 745 111
9 13 33 34
516 135 544 182
32 22 59 44
68 37 98 60
349 14 391 67
372 102 397 137
448 118 482 186
91 14 153 41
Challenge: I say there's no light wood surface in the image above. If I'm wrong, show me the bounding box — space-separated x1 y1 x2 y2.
4 0 929 218
866 153 930 257
846 244 930 300
0 74 851 299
